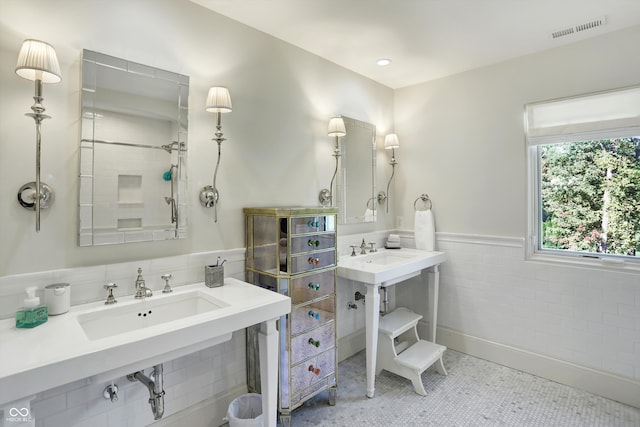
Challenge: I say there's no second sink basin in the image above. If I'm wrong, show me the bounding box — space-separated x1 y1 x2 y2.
338 248 446 286
78 290 229 340
355 251 418 266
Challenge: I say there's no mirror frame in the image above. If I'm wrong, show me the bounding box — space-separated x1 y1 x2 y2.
338 116 376 224
79 49 189 246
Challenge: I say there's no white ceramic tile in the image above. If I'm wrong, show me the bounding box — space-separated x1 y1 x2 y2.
171 352 200 372
123 230 154 243
602 358 635 378
53 266 107 289
29 392 67 419
93 232 125 245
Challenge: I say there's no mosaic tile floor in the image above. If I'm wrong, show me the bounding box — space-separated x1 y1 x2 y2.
289 350 640 426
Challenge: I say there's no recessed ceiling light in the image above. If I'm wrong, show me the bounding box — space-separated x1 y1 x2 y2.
376 58 392 66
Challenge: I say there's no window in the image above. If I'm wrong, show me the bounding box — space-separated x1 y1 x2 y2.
526 86 640 263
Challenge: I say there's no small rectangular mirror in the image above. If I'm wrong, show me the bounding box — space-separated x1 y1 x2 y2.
79 50 189 246
338 117 376 224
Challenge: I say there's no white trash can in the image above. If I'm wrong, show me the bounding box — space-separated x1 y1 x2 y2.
224 393 263 427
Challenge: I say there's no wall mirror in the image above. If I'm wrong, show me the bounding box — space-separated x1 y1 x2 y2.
338 116 376 224
79 49 189 246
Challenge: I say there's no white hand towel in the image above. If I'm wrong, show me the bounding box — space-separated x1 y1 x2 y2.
364 208 376 222
415 210 435 251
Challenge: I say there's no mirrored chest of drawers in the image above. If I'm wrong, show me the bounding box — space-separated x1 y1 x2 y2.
244 207 338 426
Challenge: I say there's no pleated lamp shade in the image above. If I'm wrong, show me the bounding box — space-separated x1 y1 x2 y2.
327 116 346 137
15 39 61 83
205 87 232 113
384 133 400 149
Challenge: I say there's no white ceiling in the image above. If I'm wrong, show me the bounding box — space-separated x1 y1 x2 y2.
190 0 640 89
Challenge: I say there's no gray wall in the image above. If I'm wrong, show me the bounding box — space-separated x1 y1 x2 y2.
394 25 640 237
0 0 394 277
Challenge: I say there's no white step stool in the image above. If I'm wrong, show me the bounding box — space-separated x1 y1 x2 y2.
376 307 447 396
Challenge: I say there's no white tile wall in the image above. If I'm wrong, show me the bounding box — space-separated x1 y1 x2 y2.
3 231 637 425
25 330 245 427
428 233 640 381
0 248 245 320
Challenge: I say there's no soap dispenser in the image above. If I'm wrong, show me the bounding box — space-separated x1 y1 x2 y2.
16 286 48 328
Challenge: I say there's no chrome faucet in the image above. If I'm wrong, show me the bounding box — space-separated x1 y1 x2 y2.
161 273 173 294
104 283 118 305
360 238 367 255
134 267 152 299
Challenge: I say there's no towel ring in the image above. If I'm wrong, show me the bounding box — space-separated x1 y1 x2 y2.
366 197 376 210
413 193 432 211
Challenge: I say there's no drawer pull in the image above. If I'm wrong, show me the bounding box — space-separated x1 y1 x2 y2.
307 239 320 247
307 310 320 320
308 338 320 348
307 220 320 228
307 257 320 266
308 365 321 376
307 282 320 291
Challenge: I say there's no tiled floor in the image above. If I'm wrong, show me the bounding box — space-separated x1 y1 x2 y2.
290 350 640 426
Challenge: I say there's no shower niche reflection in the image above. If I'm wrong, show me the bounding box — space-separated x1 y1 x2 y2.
79 50 189 246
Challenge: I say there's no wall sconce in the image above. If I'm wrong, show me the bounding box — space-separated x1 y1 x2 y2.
199 86 232 222
15 39 62 232
319 116 346 206
383 133 399 213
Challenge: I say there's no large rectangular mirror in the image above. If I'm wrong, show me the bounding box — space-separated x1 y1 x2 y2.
79 50 189 246
338 116 376 224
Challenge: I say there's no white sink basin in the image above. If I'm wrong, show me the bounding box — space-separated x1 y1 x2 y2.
78 291 229 340
354 251 418 266
338 248 446 286
0 278 291 407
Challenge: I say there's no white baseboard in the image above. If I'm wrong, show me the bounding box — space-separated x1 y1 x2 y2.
338 329 366 362
340 319 639 408
422 322 640 409
152 384 248 427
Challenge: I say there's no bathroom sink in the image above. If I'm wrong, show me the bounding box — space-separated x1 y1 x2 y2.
78 291 229 340
338 248 446 286
0 278 290 413
353 251 418 266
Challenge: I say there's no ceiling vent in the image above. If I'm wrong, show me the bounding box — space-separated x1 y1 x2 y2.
551 16 607 39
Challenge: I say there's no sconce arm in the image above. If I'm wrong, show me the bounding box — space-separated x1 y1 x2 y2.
199 112 226 222
319 136 341 206
385 163 396 213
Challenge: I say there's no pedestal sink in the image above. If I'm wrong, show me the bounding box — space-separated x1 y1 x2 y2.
0 278 290 427
337 248 446 398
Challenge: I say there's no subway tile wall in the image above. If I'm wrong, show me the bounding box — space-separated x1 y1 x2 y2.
2 231 638 425
0 249 245 320
433 233 640 381
28 331 245 427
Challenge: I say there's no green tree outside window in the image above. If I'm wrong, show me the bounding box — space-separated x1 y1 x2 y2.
540 137 640 256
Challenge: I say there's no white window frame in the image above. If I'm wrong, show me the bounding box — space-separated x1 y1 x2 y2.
525 85 640 271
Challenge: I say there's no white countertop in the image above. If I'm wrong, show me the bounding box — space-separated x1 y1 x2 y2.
0 278 290 406
337 248 447 286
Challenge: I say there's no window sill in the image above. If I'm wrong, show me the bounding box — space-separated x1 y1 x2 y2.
526 250 640 273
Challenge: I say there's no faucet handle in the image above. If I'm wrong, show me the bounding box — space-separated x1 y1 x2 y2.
350 245 357 256
161 274 173 294
104 283 118 305
368 242 377 253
